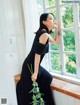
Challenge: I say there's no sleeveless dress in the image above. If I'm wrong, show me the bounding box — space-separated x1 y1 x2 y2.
16 29 56 105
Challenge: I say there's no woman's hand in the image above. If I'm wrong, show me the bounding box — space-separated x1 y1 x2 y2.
53 21 59 29
31 72 38 81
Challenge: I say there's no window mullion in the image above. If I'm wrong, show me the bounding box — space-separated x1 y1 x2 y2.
56 0 65 75
43 0 46 12
73 3 80 78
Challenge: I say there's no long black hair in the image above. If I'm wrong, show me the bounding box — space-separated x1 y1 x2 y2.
35 13 53 34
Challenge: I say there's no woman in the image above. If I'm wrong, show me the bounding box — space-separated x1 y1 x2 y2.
16 13 59 105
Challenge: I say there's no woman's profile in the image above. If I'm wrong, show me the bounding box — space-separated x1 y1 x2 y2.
16 13 59 105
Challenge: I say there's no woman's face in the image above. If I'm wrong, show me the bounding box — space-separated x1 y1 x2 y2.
43 14 55 29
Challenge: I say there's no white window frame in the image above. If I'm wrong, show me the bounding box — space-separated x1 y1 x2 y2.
40 0 80 80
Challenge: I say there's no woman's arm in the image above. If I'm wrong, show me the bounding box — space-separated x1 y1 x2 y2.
49 22 60 44
31 54 40 81
31 33 48 81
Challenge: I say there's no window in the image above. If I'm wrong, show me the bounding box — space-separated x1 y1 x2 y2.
37 0 80 79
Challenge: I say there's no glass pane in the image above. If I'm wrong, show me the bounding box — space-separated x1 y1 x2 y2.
49 31 59 50
50 52 61 71
47 8 57 20
61 5 74 28
64 54 77 74
50 43 59 50
62 30 75 51
45 0 56 8
37 0 43 15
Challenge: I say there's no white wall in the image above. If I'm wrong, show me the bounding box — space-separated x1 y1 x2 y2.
53 90 80 105
0 0 25 105
0 0 39 105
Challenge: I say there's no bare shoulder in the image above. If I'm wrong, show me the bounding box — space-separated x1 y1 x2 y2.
39 31 49 44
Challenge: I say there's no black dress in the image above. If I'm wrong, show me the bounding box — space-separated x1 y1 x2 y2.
16 29 55 105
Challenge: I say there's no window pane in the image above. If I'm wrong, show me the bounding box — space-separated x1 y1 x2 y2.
64 54 77 74
50 52 61 71
47 8 57 20
62 30 75 51
61 5 74 28
49 31 59 50
37 0 43 14
45 0 56 8
50 43 59 50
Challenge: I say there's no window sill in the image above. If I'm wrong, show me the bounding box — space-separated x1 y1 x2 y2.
50 72 80 85
14 74 80 100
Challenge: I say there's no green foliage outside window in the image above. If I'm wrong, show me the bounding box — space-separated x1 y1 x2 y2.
49 2 76 74
62 5 74 28
45 0 55 7
62 5 76 74
51 53 60 71
63 30 75 51
65 54 76 74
